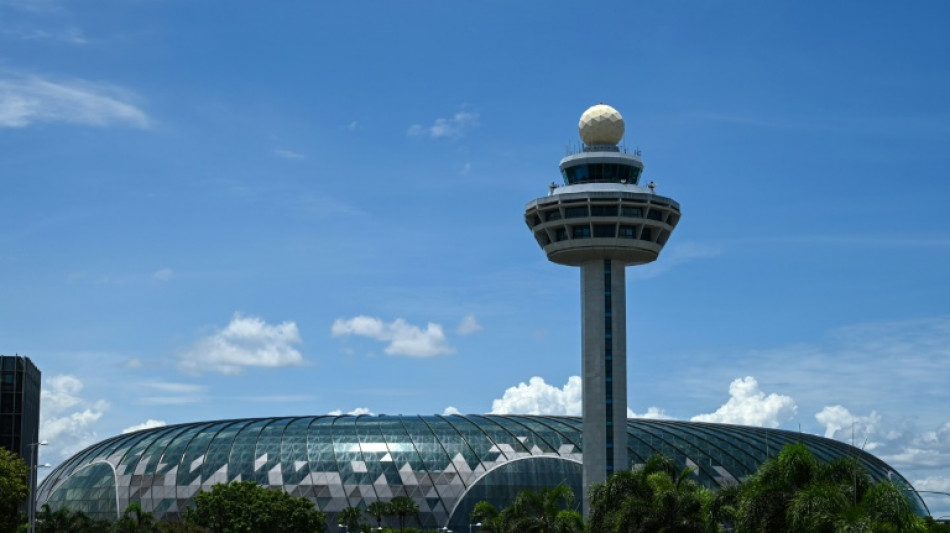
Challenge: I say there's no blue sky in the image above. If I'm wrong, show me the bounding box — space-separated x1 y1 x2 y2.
3 0 950 516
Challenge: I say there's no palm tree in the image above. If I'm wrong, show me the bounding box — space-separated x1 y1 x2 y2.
471 501 502 533
338 506 362 532
735 442 926 533
365 500 390 531
588 454 716 533
112 503 159 532
387 496 419 532
500 485 582 533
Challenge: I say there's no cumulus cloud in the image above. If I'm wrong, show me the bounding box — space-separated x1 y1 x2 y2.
815 405 882 444
443 406 462 416
691 376 796 428
331 315 453 357
629 406 675 420
457 314 482 335
122 419 166 434
179 314 305 375
328 407 374 416
491 376 582 416
0 75 149 128
407 111 478 139
40 375 109 459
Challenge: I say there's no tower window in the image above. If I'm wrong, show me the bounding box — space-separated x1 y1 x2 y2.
564 206 589 218
640 227 653 241
621 206 643 217
555 228 568 242
572 226 591 239
544 210 562 221
619 226 636 239
593 224 616 238
647 209 664 221
591 205 618 216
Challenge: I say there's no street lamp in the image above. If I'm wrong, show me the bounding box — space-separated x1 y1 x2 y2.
469 521 482 533
28 440 48 533
338 523 348 533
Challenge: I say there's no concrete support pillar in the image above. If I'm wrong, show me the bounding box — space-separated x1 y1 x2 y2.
580 258 628 515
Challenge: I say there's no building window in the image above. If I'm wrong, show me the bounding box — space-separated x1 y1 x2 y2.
591 205 618 216
544 210 561 221
619 226 636 239
572 226 591 239
621 206 643 217
564 206 589 218
555 228 568 242
640 227 653 241
647 209 664 221
593 224 615 238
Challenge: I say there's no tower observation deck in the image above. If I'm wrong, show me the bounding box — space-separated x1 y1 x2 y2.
524 104 681 512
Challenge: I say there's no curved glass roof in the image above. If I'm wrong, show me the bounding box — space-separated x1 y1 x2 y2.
37 415 926 530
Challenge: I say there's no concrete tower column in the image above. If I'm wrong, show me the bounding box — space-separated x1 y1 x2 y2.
580 259 628 497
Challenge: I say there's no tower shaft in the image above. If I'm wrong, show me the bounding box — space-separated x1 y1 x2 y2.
580 259 628 496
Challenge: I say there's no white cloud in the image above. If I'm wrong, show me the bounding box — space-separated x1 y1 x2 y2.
457 314 482 335
443 406 462 416
815 404 881 444
274 148 306 159
628 406 675 420
407 111 478 139
328 407 374 416
331 315 454 357
0 75 149 128
490 376 582 416
691 376 797 428
122 419 166 434
152 268 173 282
179 314 305 375
40 375 109 459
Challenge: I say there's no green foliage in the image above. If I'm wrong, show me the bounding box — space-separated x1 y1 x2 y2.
472 486 581 533
732 442 926 533
588 454 717 533
183 480 327 533
156 522 209 533
387 496 419 532
34 503 111 533
338 506 363 531
366 501 390 530
111 503 159 533
0 447 28 533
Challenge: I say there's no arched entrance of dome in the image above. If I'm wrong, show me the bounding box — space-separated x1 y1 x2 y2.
446 456 582 532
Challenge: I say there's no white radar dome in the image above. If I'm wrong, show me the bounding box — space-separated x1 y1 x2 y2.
578 104 625 146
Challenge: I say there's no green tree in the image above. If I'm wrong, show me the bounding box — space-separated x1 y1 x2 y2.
587 454 717 533
34 503 110 533
338 506 363 532
386 496 419 533
0 447 28 533
487 485 581 533
734 442 925 533
471 501 502 533
110 503 158 533
183 480 326 533
365 501 390 530
156 522 209 533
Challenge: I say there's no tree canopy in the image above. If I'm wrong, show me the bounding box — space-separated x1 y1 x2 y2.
0 447 28 533
183 480 326 533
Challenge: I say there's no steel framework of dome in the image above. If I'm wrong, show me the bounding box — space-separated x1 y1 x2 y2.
36 414 925 530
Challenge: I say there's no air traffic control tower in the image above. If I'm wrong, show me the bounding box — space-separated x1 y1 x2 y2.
524 104 681 507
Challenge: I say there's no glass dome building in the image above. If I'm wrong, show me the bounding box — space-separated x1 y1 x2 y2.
37 415 926 530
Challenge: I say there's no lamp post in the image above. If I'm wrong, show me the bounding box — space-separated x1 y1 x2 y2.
338 523 348 533
469 521 482 533
28 440 48 533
